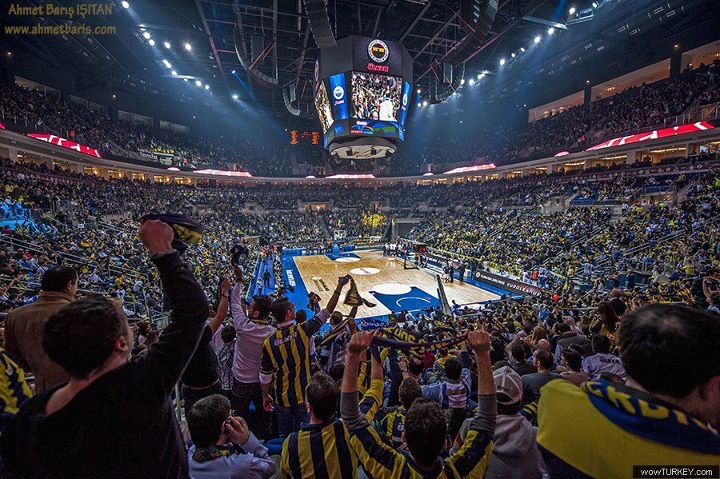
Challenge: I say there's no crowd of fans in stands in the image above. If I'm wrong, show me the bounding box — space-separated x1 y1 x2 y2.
0 140 718 476
1 60 718 177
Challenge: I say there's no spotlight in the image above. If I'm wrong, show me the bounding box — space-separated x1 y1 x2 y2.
534 35 541 43
461 79 465 85
142 31 151 40
499 58 506 65
231 70 236 74
184 42 192 51
148 39 155 46
417 88 421 94
592 1 598 7
479 73 485 79
164 41 171 49
112 94 117 99
477 73 481 79
183 78 188 82
171 70 177 76
121 1 130 8
195 80 202 87
422 100 428 107
569 6 576 15
511 52 516 58
548 27 555 35
521 47 525 52
204 84 209 90
162 59 171 68
417 102 421 107
232 94 239 100
469 78 475 86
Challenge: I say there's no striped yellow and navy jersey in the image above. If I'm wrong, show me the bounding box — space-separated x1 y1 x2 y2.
280 378 383 478
261 311 327 408
0 348 32 430
342 391 496 479
378 406 407 450
537 379 720 478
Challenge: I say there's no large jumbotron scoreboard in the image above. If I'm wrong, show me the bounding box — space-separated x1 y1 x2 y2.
314 36 413 160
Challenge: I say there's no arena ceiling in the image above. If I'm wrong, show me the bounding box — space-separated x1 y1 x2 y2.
4 0 720 120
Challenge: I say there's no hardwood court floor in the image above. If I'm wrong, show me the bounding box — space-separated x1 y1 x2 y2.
293 250 499 318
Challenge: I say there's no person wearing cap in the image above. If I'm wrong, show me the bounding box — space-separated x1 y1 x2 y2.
453 366 546 479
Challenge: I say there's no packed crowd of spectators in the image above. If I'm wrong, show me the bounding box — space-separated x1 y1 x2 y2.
2 60 718 178
0 146 718 477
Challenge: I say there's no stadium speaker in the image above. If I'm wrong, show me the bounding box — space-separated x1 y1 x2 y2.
461 0 499 38
443 62 453 84
251 34 265 63
303 0 337 49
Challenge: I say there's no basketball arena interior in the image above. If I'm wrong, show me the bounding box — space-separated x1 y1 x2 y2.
0 0 719 477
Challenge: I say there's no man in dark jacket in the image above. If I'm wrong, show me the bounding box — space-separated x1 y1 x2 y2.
1 219 209 478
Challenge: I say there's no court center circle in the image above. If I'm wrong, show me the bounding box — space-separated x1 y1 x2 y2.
350 267 380 275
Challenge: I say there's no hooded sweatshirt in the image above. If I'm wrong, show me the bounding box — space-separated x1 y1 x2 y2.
455 413 546 479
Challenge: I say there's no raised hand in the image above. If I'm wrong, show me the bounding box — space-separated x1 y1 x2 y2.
138 220 174 255
337 274 352 288
467 326 491 354
220 278 232 296
347 330 374 355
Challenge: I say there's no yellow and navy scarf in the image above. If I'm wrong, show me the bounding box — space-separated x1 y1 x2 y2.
582 380 720 453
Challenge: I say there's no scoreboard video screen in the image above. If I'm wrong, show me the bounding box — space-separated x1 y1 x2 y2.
314 36 413 150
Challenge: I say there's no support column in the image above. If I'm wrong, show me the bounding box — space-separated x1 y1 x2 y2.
625 150 637 166
583 81 592 106
670 44 682 78
7 147 18 163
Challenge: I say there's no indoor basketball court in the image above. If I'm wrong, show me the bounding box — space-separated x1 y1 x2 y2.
283 250 499 319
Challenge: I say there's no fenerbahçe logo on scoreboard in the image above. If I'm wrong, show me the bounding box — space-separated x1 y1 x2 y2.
333 85 344 101
368 39 389 63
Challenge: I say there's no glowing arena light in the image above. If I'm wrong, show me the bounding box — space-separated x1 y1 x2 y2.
121 1 130 8
142 31 151 40
499 58 506 65
422 172 434 176
164 41 171 49
326 174 375 179
162 59 171 68
204 84 210 90
534 35 541 43
195 80 202 87
422 101 428 107
232 94 239 100
305 176 316 179
171 70 177 76
569 6 576 15
479 73 486 78
461 79 465 85
469 78 475 86
417 102 421 107
520 47 525 52
548 27 555 35
167 167 180 171
184 42 192 51
148 39 155 46
554 151 571 157
443 163 497 175
511 52 516 58
231 70 236 74
194 169 253 177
